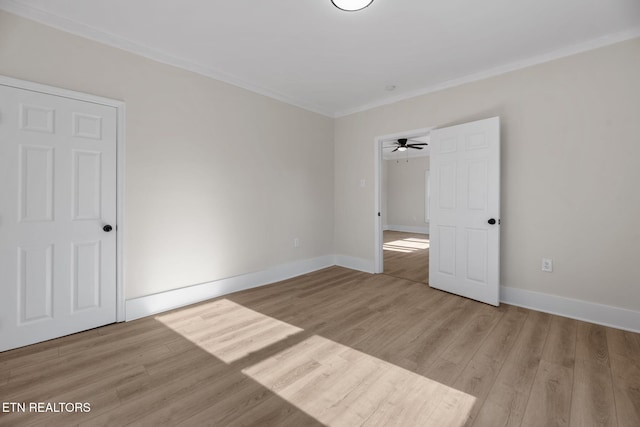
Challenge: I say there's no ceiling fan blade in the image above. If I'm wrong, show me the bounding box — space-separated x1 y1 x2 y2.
407 142 428 146
391 147 399 152
409 146 424 150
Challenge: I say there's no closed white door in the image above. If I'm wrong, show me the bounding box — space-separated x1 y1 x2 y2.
0 84 117 351
428 117 500 306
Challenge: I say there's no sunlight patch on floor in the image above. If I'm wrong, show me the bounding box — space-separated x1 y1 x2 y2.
158 298 474 425
405 237 429 244
384 238 430 253
156 299 302 363
242 334 475 426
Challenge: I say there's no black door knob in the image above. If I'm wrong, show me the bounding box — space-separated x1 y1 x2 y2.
488 218 496 225
103 225 113 232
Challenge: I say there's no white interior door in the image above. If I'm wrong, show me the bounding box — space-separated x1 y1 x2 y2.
0 84 117 351
428 117 500 306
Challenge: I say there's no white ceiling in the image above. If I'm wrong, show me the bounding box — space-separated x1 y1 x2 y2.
2 0 639 117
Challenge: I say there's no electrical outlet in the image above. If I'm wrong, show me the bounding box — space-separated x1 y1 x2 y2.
293 238 300 248
541 258 553 272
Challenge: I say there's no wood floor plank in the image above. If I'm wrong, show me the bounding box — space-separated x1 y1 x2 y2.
571 359 618 427
446 304 528 426
300 356 388 425
116 347 217 402
520 315 577 427
570 323 618 427
173 372 291 426
361 374 439 426
327 368 403 426
3 327 176 395
520 360 573 427
542 316 578 367
607 328 640 427
223 395 325 427
350 290 459 362
424 304 504 386
7 351 154 404
470 310 552 426
471 383 530 427
80 355 232 426
0 346 59 373
439 304 506 367
404 299 481 372
134 359 318 426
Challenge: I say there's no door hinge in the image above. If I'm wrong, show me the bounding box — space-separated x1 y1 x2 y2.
378 212 381 217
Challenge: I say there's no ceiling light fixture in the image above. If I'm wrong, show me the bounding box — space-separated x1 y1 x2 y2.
332 0 374 12
398 146 407 152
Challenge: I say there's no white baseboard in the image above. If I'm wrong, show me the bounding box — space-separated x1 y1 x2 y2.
334 255 375 274
125 254 639 334
386 224 429 234
501 286 640 334
125 255 335 321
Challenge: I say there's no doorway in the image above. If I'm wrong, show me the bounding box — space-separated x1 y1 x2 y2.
375 118 501 305
374 128 431 283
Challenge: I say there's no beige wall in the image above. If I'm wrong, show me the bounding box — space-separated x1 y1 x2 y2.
2 10 639 314
336 38 640 312
0 11 335 299
385 156 430 229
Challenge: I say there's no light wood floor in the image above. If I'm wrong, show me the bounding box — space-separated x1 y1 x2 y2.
1 267 639 426
383 230 429 283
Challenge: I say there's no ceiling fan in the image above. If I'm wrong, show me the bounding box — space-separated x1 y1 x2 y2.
385 138 428 152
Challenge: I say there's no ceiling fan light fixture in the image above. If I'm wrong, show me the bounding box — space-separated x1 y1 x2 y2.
331 0 374 12
398 146 408 152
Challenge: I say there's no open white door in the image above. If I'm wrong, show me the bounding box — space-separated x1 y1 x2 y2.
0 84 117 351
429 117 500 306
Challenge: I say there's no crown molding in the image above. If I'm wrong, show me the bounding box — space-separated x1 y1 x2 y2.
0 0 334 117
335 27 640 118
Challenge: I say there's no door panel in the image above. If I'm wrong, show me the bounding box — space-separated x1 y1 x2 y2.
20 104 55 133
438 161 457 209
0 84 117 352
429 117 500 306
72 241 102 312
437 225 456 276
19 145 55 222
467 160 488 210
73 150 103 220
18 244 54 323
466 228 488 282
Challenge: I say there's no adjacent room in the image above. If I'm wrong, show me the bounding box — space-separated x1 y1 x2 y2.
381 134 430 284
1 0 639 425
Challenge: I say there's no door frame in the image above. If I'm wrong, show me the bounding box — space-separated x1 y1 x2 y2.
374 127 432 274
0 75 127 322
